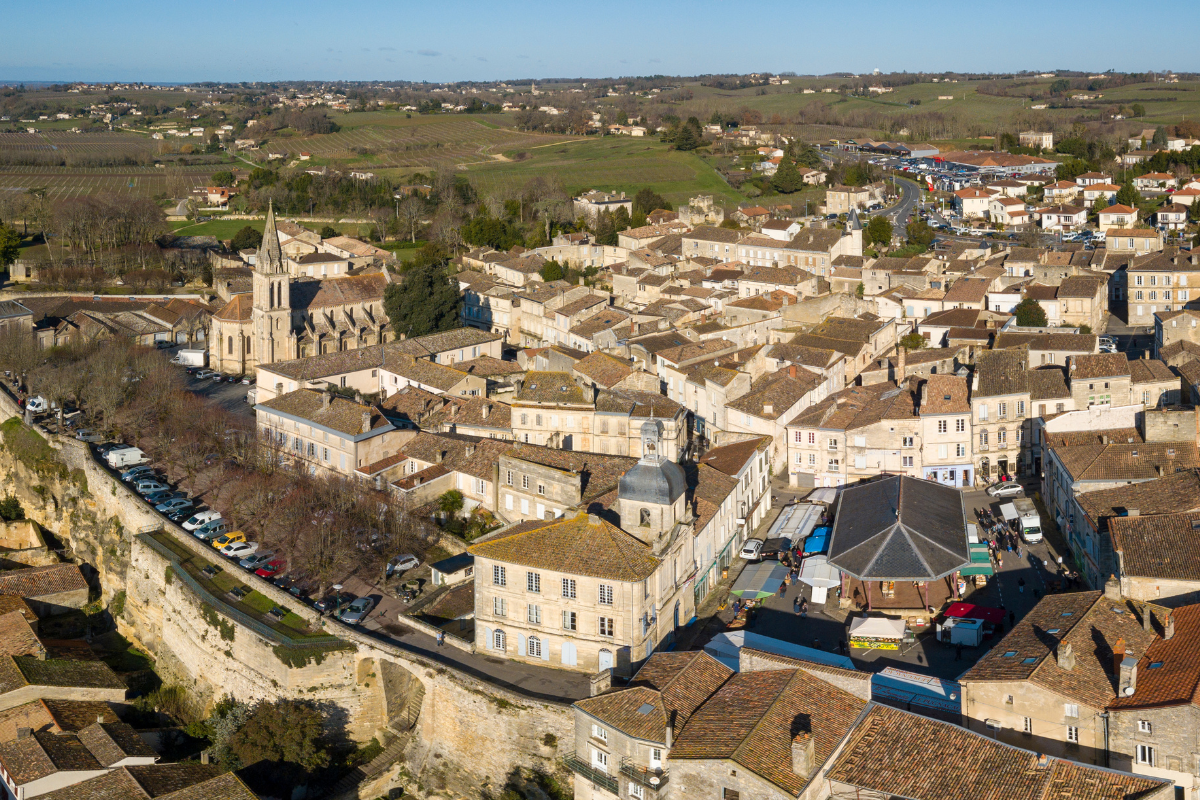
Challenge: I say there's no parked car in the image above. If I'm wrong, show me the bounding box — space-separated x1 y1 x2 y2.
145 490 185 505
74 429 105 443
316 591 354 614
195 370 216 379
193 520 229 541
182 510 221 531
221 541 258 559
254 559 286 578
239 551 274 570
155 498 192 514
986 481 1025 498
1099 343 1118 354
338 597 374 625
166 506 197 523
386 554 420 577
121 465 156 482
25 396 48 414
1098 336 1115 346
739 539 764 561
211 531 246 550
134 479 170 496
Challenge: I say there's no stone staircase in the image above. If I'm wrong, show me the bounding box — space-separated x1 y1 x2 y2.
321 682 425 799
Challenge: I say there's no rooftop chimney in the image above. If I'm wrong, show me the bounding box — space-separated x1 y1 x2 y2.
361 411 372 434
1104 574 1122 601
1157 465 1165 477
465 444 475 457
435 451 444 464
789 365 797 379
897 344 907 377
1056 642 1075 671
1143 604 1154 632
763 402 774 416
322 392 332 410
1166 613 1175 640
1119 655 1138 697
1127 509 1140 517
16 727 31 740
482 404 491 420
1112 637 1127 676
791 732 816 777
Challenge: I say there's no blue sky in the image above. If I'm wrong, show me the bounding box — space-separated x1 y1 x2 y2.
3 0 1195 84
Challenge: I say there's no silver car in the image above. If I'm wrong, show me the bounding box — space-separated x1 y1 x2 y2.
338 597 375 625
986 482 1024 498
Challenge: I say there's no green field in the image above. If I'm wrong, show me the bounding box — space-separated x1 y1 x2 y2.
460 136 746 205
169 218 368 240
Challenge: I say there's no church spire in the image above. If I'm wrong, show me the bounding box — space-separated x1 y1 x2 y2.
257 201 283 274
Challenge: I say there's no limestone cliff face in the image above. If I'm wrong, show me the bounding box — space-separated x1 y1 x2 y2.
0 410 575 796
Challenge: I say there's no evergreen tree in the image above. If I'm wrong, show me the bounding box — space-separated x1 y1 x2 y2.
674 124 700 151
383 260 461 338
866 215 893 248
771 159 804 194
0 225 19 269
1115 181 1141 208
1013 297 1048 327
230 225 262 251
1152 126 1168 147
612 206 632 233
633 188 671 216
540 259 565 282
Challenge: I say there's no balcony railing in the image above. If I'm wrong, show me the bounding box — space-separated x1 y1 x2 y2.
564 753 618 794
621 757 669 792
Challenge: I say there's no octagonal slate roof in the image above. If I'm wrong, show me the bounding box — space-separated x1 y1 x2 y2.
828 476 969 581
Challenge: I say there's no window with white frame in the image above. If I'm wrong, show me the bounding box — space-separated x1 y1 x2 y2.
902 456 914 467
808 432 816 444
902 436 914 447
957 444 967 458
956 418 966 432
493 597 506 616
1136 744 1155 765
563 610 577 631
527 572 541 593
591 747 608 772
598 584 613 605
493 565 506 586
1066 726 1079 743
1017 400 1025 416
938 420 948 434
629 784 644 800
527 604 541 624
1138 720 1152 733
492 629 506 650
562 578 576 598
527 635 542 657
808 453 816 466
522 475 530 489
599 616 614 637
1023 717 1032 733
1064 703 1078 718
828 438 838 450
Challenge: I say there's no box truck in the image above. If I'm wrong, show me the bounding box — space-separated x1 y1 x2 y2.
172 349 207 367
106 447 148 468
1013 497 1043 544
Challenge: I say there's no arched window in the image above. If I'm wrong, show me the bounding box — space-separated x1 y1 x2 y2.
527 636 541 658
492 629 506 651
268 282 274 309
639 508 651 527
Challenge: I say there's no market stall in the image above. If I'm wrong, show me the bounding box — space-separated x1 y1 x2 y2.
848 616 908 650
798 555 841 605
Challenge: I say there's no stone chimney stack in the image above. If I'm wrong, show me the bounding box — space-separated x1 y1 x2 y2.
1057 642 1075 671
1104 574 1122 602
791 732 816 777
1119 655 1138 697
1166 613 1175 640
361 411 371 434
789 365 797 379
1143 604 1153 632
322 392 332 410
897 344 907 378
1112 637 1127 676
16 728 31 740
482 403 491 420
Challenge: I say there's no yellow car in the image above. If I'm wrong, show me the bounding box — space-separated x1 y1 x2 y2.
211 531 246 550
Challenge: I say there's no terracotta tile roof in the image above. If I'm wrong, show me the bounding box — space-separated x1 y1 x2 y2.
37 763 226 800
212 293 253 322
962 591 1164 708
1108 507 1200 583
1070 353 1131 380
0 699 115 741
785 228 843 253
157 772 259 800
670 669 866 796
920 375 970 415
257 389 390 437
685 225 743 244
381 353 472 392
0 564 88 599
391 327 503 356
699 437 769 476
514 371 587 404
0 611 43 658
1044 428 1142 449
825 704 1167 800
0 729 103 784
1129 358 1175 384
1027 367 1072 401
290 273 388 311
577 651 733 742
469 512 659 581
769 343 840 369
430 397 512 432
974 349 1029 397
0 654 124 694
77 721 158 766
1055 442 1200 483
397 432 512 482
573 352 635 389
727 371 823 419
453 355 525 377
921 308 984 328
993 332 1096 353
1109 604 1200 709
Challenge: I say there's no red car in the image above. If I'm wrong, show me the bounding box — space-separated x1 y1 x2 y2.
255 559 286 578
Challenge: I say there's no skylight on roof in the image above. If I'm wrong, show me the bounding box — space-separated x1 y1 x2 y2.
1149 661 1165 669
1061 611 1074 617
1023 657 1038 664
636 703 655 715
1047 628 1061 634
1113 607 1127 614
1003 651 1018 658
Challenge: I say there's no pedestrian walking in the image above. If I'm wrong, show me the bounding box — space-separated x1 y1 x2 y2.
801 599 808 619
1057 555 1064 567
436 631 445 647
1018 577 1026 594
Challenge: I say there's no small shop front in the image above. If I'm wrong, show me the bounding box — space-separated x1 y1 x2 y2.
922 465 974 488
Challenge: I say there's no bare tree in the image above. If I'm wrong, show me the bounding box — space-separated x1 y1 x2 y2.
397 195 425 243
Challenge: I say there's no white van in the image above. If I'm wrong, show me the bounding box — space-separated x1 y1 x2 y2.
106 447 148 468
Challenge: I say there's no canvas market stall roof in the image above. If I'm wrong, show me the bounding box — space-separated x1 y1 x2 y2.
798 555 841 589
828 476 970 581
703 630 856 672
730 561 788 599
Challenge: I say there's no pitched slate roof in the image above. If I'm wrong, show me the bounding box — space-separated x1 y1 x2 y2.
828 476 969 580
469 512 659 581
257 389 390 436
825 703 1167 800
670 669 866 797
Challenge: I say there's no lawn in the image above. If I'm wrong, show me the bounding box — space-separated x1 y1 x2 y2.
169 218 365 241
461 136 746 206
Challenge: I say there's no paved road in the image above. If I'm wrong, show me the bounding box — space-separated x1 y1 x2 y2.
882 176 920 230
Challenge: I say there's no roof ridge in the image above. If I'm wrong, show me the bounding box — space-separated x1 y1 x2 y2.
729 669 798 765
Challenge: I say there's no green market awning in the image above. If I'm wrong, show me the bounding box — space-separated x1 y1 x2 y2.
960 543 995 577
730 561 789 599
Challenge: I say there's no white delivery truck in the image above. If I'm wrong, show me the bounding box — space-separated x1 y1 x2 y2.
172 349 207 367
106 447 148 468
1013 497 1043 543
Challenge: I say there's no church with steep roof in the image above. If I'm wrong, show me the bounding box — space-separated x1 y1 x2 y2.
209 205 395 375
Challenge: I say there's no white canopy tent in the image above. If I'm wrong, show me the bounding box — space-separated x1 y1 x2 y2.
798 555 841 604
